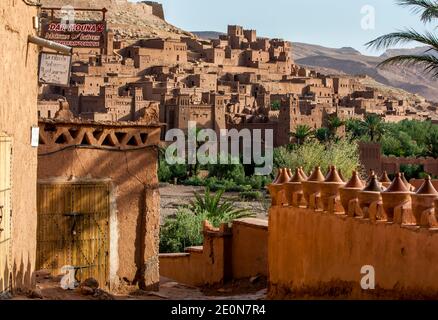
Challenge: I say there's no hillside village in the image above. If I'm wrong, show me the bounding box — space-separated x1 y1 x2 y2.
38 0 438 146
4 0 438 304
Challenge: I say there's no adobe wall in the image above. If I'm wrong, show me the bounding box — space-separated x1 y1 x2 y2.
359 142 438 176
269 206 438 299
159 218 268 287
37 120 161 291
143 1 165 19
0 0 39 291
231 219 268 280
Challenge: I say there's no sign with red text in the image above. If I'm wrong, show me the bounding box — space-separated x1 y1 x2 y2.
42 20 106 48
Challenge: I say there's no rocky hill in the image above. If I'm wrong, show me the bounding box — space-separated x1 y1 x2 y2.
293 43 437 102
40 0 192 39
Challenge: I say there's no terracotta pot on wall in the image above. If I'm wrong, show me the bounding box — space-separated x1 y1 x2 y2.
339 171 365 214
411 176 438 226
267 168 290 206
320 166 345 213
302 166 325 208
401 173 416 192
358 174 384 219
382 173 413 222
284 168 306 207
379 171 392 189
299 167 308 180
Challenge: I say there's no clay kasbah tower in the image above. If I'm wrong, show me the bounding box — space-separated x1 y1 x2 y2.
1 0 438 317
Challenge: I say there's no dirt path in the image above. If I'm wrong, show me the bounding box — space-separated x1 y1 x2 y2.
12 276 266 301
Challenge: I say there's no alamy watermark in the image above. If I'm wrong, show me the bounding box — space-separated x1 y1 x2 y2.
360 265 375 290
165 122 274 176
361 5 376 30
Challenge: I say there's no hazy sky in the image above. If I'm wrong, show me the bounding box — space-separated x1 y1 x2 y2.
133 0 431 56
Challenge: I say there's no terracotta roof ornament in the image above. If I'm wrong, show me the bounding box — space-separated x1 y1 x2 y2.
299 167 308 180
284 168 306 207
411 177 438 226
416 176 438 195
385 173 410 193
366 170 376 184
307 166 325 182
400 173 413 190
289 168 306 183
382 173 413 222
274 168 291 185
320 166 346 213
379 171 391 184
363 174 383 192
286 168 293 180
340 171 365 215
324 166 345 183
272 169 281 184
344 171 365 189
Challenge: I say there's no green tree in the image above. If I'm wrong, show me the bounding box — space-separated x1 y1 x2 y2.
366 0 438 78
327 115 344 138
363 114 385 142
425 126 438 158
345 119 367 140
290 124 313 145
273 140 360 179
315 127 331 143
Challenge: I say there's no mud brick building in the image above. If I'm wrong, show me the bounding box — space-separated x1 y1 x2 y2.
0 0 40 293
37 117 162 290
39 20 434 148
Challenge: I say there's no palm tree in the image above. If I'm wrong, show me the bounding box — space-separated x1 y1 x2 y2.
189 188 253 223
345 119 367 139
327 116 344 138
315 127 331 143
366 0 438 78
290 124 313 145
362 114 385 142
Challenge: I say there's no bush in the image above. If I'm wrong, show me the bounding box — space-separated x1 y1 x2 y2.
239 191 263 201
400 164 425 180
158 159 188 183
158 159 172 182
160 189 254 253
189 188 253 223
159 209 207 253
274 139 361 179
245 175 270 190
207 159 246 185
183 176 204 187
183 176 253 192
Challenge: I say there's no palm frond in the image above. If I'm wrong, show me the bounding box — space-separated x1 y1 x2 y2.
378 54 438 77
397 0 438 23
365 29 438 51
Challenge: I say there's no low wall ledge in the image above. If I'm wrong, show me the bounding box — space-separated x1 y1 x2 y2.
159 253 190 258
233 218 268 230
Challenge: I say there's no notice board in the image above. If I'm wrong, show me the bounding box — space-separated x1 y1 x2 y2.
38 52 72 86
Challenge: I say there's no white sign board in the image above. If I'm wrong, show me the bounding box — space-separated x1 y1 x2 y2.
38 52 72 86
31 127 40 148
